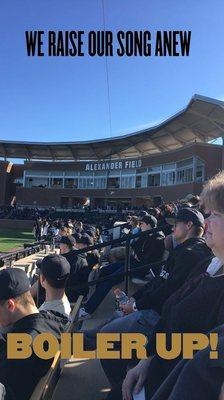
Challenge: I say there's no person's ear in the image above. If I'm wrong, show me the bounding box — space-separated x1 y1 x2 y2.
40 274 46 286
187 221 193 230
7 299 16 312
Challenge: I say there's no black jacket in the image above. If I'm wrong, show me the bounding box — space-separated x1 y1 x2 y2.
134 237 212 313
0 311 68 400
131 230 165 268
63 250 90 284
146 270 224 398
63 250 90 301
151 324 224 400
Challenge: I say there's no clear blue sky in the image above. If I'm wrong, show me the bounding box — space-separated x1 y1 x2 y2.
0 0 224 143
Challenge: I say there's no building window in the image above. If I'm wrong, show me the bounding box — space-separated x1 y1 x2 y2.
64 171 79 178
25 177 49 188
148 173 161 187
79 177 94 189
64 178 78 188
107 177 120 189
50 178 63 188
25 170 49 176
195 158 205 182
136 174 147 188
176 167 193 183
13 178 23 187
161 171 175 186
50 171 64 177
94 177 107 189
120 175 135 189
162 163 176 171
148 166 161 172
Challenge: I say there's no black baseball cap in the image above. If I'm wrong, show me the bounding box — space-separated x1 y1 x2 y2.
0 268 30 300
175 208 204 227
139 215 157 228
77 234 94 246
37 254 70 281
59 235 76 247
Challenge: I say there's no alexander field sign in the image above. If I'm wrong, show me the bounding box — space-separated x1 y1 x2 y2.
85 159 142 171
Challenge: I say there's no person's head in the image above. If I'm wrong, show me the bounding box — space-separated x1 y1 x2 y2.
130 216 139 228
200 172 224 258
59 235 76 254
85 230 96 242
72 231 82 242
172 208 204 244
0 268 36 327
139 215 157 232
38 254 70 290
77 234 93 250
108 247 126 263
76 221 83 230
59 226 69 237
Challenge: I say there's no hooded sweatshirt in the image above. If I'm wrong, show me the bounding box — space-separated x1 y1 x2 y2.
0 310 68 400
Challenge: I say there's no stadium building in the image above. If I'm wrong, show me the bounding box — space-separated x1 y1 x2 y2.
1 94 224 209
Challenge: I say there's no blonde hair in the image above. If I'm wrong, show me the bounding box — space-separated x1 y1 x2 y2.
200 171 224 213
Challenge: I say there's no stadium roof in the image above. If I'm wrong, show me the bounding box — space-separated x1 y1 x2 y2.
1 94 224 161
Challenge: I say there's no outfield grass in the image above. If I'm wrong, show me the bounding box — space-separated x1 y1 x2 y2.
0 228 35 253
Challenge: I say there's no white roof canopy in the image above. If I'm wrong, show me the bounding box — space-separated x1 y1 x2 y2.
0 94 223 161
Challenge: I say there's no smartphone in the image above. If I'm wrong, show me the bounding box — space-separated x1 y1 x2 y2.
132 387 146 400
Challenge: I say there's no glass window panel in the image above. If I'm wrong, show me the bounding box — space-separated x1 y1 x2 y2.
94 178 107 189
162 163 176 170
161 171 175 186
64 171 79 177
136 168 147 174
148 173 160 187
25 177 49 188
176 158 193 168
148 166 161 172
136 174 147 188
25 170 49 177
50 178 63 188
64 178 78 188
107 177 120 189
80 171 94 176
49 171 63 176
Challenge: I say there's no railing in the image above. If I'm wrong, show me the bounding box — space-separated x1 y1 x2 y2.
1 224 167 295
0 240 46 267
67 225 167 294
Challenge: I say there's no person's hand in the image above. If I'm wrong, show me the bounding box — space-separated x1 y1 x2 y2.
120 299 135 315
122 359 151 400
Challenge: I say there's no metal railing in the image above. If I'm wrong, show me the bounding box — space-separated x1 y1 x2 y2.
0 240 46 267
68 225 166 294
0 224 167 296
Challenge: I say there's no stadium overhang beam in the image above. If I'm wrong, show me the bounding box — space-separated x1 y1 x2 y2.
0 94 224 161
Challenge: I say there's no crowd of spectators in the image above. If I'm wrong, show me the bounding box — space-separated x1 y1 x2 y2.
0 179 224 399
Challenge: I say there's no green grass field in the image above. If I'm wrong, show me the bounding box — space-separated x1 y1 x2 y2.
0 228 35 253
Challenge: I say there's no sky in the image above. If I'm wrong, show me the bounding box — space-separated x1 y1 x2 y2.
0 0 224 144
